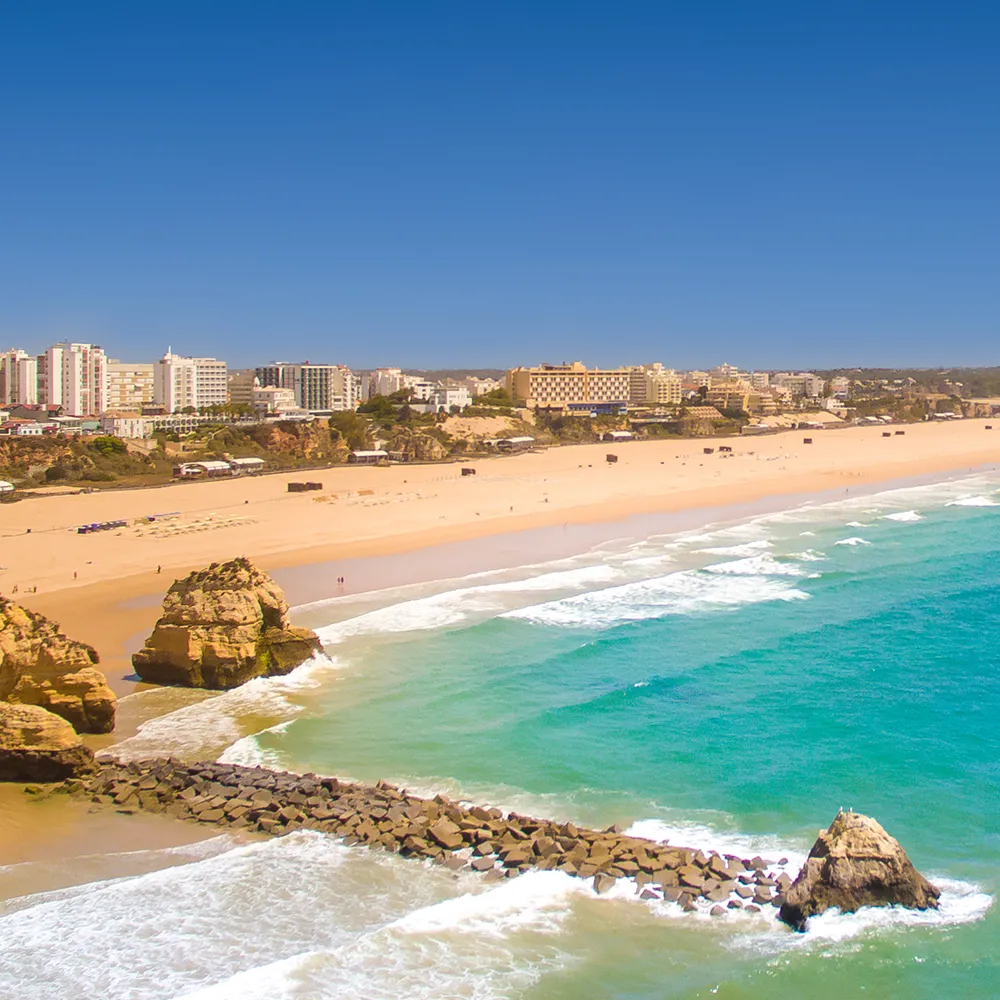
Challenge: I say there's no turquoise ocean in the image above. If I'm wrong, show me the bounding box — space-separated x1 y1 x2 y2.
2 472 999 999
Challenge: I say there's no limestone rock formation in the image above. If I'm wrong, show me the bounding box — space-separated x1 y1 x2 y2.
779 811 941 930
0 702 96 781
132 557 322 689
0 596 116 734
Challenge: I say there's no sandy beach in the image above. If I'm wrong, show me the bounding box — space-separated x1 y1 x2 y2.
3 421 998 600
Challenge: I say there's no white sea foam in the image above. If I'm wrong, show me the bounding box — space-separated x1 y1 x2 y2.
845 520 869 528
172 868 583 1000
834 537 871 547
946 495 1000 507
882 509 923 522
702 554 809 577
699 539 773 557
790 549 826 562
725 876 993 954
625 819 808 877
110 653 342 762
503 570 809 629
217 721 294 767
315 564 623 644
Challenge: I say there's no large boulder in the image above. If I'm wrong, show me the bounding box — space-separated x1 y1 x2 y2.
779 811 941 931
0 596 116 734
0 702 97 781
132 557 322 689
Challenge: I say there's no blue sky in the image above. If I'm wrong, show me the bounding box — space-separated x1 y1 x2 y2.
1 2 997 369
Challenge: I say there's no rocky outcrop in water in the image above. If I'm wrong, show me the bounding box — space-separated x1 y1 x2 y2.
0 596 116 734
132 558 322 689
778 810 941 930
0 703 97 781
55 758 793 914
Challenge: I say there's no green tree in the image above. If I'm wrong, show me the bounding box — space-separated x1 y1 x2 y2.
329 412 372 451
90 435 127 457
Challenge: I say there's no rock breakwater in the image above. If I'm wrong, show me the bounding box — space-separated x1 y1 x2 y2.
54 758 792 914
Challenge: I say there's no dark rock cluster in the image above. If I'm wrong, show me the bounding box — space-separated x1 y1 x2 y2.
55 758 791 914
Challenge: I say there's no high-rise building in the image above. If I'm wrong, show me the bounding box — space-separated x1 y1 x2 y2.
628 364 682 406
506 362 630 411
43 343 107 415
154 349 228 413
228 371 258 408
0 349 38 405
371 367 405 397
105 362 155 411
255 362 353 412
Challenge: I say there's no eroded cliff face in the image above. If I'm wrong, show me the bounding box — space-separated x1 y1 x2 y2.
0 702 96 781
132 557 322 689
779 810 941 930
0 597 116 734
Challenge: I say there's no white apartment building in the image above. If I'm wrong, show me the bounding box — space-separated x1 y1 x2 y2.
830 376 850 399
44 343 108 415
252 385 297 413
106 362 155 411
371 367 405 396
406 378 438 401
154 350 228 413
351 370 370 404
100 415 155 439
0 350 38 405
771 372 826 398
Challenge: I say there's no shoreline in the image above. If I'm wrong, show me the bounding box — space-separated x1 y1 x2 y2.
0 450 985 912
15 431 1000 706
2 421 996 600
3 428 999 887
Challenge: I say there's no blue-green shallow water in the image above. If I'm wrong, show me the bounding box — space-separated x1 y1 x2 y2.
3 475 998 1000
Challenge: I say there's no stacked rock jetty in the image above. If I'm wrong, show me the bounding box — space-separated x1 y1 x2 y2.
55 758 792 913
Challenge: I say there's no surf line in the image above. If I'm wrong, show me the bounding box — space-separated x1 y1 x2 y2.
47 758 787 915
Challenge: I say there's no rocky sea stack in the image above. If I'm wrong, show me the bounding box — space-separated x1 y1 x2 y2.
132 557 322 689
0 595 116 734
0 702 96 781
779 810 941 930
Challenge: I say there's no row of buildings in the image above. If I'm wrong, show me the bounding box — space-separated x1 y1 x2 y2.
1 345 501 420
2 339 833 437
505 362 828 414
0 345 230 416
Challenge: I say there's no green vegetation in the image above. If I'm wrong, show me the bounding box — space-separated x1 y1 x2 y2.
472 387 515 408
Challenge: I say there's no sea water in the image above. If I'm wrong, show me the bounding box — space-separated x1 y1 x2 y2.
2 474 999 999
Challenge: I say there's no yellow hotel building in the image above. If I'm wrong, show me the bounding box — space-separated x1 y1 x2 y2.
506 362 631 411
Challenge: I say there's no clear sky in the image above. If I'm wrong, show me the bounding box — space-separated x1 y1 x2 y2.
2 2 998 370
